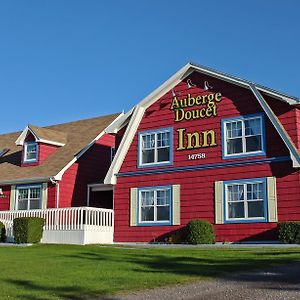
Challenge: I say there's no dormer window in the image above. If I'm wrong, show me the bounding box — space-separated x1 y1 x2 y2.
24 142 38 163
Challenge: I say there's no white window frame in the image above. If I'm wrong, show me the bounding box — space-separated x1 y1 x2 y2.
23 142 38 163
222 114 265 159
224 179 267 222
138 186 172 225
15 185 42 211
138 128 173 168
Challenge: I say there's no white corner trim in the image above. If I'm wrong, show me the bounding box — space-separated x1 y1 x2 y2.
249 84 300 167
105 110 132 134
36 138 65 147
54 113 123 181
15 126 38 146
104 107 145 184
15 126 65 147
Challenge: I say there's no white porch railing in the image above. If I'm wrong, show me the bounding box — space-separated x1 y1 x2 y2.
0 207 114 244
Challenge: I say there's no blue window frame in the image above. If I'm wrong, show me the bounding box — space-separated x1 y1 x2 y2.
15 184 42 210
137 185 172 226
23 142 39 163
222 113 266 159
224 178 268 224
138 127 173 168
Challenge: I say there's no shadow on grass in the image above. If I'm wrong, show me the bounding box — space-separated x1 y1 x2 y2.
2 279 116 300
3 248 300 299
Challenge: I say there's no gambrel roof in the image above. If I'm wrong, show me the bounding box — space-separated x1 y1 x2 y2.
104 63 300 184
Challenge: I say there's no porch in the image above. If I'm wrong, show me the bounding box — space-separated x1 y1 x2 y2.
0 207 114 245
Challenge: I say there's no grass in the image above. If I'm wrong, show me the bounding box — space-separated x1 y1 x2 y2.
0 244 300 299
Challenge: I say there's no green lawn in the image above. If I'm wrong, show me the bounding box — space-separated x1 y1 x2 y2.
0 244 300 299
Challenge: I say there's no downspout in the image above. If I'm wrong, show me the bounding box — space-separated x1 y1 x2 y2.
50 178 60 208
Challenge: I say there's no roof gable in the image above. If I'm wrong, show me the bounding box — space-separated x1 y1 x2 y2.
105 63 300 184
0 113 121 185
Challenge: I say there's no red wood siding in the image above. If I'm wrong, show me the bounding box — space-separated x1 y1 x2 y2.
59 133 115 207
47 183 57 208
0 186 11 211
38 143 59 164
21 133 59 166
114 71 300 242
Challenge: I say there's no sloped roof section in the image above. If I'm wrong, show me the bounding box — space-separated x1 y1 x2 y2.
16 125 68 146
0 113 121 185
105 63 300 184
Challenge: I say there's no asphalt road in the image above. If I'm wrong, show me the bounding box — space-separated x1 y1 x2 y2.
109 261 300 300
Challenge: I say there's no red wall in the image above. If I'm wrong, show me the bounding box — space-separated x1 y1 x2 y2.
114 71 300 242
21 133 59 166
59 133 115 207
39 143 59 164
0 186 11 211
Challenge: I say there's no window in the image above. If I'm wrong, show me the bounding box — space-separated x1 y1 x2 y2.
224 178 267 223
16 185 42 210
138 128 173 167
222 114 265 158
24 142 38 163
111 147 116 162
138 186 172 225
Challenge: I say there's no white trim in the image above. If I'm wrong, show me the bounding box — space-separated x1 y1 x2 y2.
54 114 123 181
15 184 42 211
36 138 65 147
23 142 38 163
249 84 300 167
15 126 65 147
104 107 145 184
105 111 129 134
104 63 300 184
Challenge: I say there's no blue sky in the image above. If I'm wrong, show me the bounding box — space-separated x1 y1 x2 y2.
0 1 299 133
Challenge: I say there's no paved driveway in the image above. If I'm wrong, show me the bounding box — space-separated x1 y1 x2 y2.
111 261 300 300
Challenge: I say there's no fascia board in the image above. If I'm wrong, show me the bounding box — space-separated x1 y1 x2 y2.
0 177 52 186
54 113 123 181
249 84 300 167
190 63 299 105
104 106 145 184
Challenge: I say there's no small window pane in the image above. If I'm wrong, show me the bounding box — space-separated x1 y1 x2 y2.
157 190 170 205
141 207 154 221
141 191 154 206
18 189 28 200
30 188 41 199
228 202 244 218
157 148 170 162
157 206 170 221
246 136 262 152
248 201 264 218
30 199 41 210
142 149 154 164
18 200 28 210
26 144 37 160
227 138 243 154
245 118 261 136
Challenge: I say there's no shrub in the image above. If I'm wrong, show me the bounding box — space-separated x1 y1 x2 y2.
186 219 215 244
278 221 300 244
0 221 5 242
13 217 45 244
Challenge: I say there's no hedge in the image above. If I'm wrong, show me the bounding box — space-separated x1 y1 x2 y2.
278 221 300 244
0 221 5 242
186 219 215 244
13 217 45 244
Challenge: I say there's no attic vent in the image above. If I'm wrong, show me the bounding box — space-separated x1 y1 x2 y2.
0 148 9 158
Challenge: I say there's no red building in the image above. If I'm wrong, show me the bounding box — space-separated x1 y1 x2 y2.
0 114 120 244
105 63 300 242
